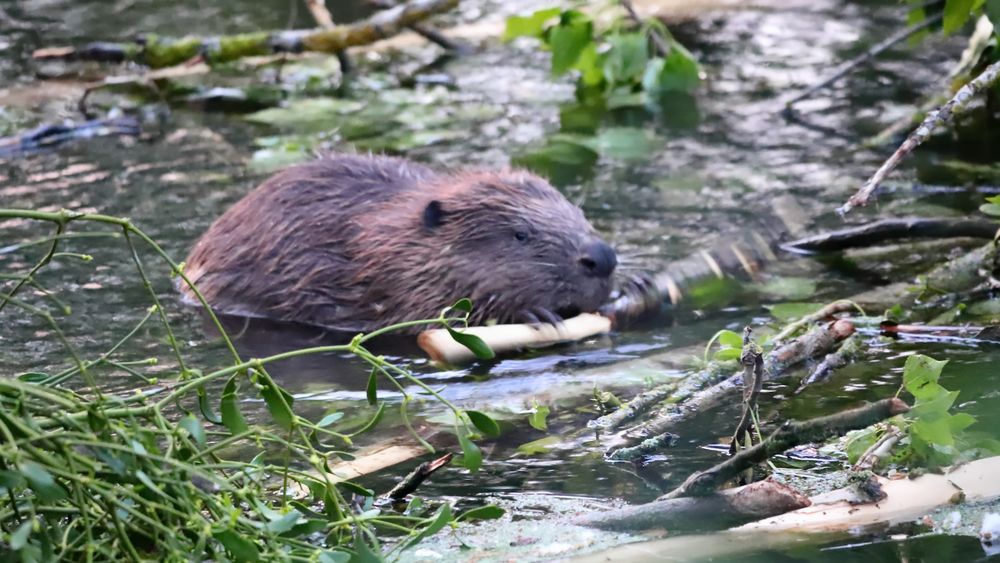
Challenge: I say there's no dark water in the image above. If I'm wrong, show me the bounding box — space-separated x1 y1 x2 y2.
2 0 999 560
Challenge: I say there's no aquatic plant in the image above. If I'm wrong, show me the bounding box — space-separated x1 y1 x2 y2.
0 209 500 561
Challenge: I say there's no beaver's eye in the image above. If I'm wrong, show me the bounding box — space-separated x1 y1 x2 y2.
514 230 529 243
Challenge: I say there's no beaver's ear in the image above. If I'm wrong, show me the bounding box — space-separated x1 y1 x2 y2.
423 200 446 229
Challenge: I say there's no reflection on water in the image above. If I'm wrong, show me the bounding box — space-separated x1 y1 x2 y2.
2 0 999 559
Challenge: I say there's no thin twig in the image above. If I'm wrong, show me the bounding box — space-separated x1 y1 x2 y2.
783 13 942 110
839 59 1000 215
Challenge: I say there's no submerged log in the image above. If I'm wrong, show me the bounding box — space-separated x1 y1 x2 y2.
575 479 809 532
782 217 999 253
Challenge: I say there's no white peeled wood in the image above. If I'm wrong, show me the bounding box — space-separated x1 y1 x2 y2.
417 313 612 364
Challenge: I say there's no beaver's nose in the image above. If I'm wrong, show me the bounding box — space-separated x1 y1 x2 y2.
579 240 617 278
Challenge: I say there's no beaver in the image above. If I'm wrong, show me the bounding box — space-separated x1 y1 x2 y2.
180 154 617 333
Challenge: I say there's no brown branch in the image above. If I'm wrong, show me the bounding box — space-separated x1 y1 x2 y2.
839 59 1000 215
662 398 909 499
729 328 764 455
783 14 942 110
385 452 453 500
781 217 999 253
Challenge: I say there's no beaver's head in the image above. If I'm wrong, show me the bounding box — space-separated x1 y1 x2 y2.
405 170 616 324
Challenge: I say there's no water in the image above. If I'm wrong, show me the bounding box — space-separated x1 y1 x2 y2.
2 0 999 560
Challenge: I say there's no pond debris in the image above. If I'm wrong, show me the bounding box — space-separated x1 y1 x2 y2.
574 478 809 532
795 332 865 392
621 320 855 442
662 398 909 500
0 115 140 158
604 431 678 462
781 217 999 254
31 0 458 69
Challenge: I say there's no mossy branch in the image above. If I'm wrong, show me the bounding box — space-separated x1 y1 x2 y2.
31 0 458 69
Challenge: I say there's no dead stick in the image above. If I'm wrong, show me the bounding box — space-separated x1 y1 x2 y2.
839 59 1000 215
623 320 855 441
385 452 453 500
781 217 999 253
662 398 909 499
783 14 941 109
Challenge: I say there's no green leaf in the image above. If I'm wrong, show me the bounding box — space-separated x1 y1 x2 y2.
403 504 453 550
912 416 954 446
197 384 223 425
351 403 386 437
260 379 295 431
18 462 66 502
466 410 501 437
979 202 1000 217
549 16 594 76
263 510 302 534
445 327 495 360
573 42 604 86
221 375 249 435
350 534 382 563
528 404 550 431
179 414 206 447
643 46 701 94
450 298 473 313
756 277 818 300
339 481 375 498
366 367 378 406
513 138 599 186
458 429 483 472
717 330 743 348
457 505 505 522
948 412 977 433
943 0 975 34
903 355 949 401
317 412 345 428
503 8 562 41
17 372 48 383
910 389 959 418
594 127 658 161
517 435 560 454
213 529 260 562
10 519 32 550
319 551 352 563
603 32 649 85
713 347 742 361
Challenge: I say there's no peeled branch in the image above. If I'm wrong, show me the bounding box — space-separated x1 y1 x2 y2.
418 313 612 365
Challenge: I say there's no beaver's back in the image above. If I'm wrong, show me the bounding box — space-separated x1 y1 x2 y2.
181 154 435 329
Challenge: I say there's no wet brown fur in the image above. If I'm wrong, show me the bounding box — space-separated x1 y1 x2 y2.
181 154 614 332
